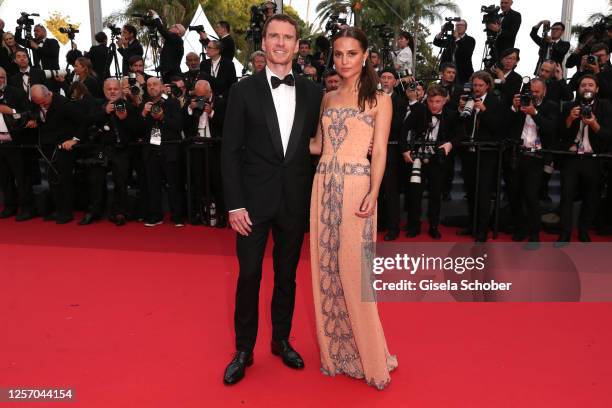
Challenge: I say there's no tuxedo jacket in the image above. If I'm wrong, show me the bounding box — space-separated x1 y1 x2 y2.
8 68 47 94
461 93 505 144
0 85 30 138
389 92 408 144
496 70 523 108
117 39 144 76
530 27 570 72
183 96 226 139
507 99 559 149
199 58 237 99
544 79 574 104
15 29 60 70
221 70 322 217
496 9 521 54
433 34 476 84
400 103 466 153
34 93 81 145
558 98 612 153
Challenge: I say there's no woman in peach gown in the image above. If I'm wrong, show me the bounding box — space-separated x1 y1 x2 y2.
309 27 398 390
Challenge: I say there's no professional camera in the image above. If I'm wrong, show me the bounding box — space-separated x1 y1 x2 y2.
481 5 501 24
246 5 266 45
441 17 461 41
16 12 39 42
580 92 595 118
586 54 598 66
519 76 533 107
107 23 122 37
151 94 168 115
43 69 70 79
59 24 79 40
113 99 127 113
326 14 347 35
127 73 141 96
407 81 418 91
188 25 205 33
460 82 475 118
132 12 156 28
190 96 210 116
409 145 445 184
166 83 183 98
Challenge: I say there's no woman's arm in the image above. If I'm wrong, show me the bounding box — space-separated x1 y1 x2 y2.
309 93 327 155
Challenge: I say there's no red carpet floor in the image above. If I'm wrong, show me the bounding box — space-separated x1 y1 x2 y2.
1 217 611 407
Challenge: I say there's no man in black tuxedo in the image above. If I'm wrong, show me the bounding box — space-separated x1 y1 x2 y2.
16 24 59 70
183 52 202 92
85 32 112 80
530 21 570 74
556 75 612 246
117 25 143 77
433 19 475 85
0 67 35 221
457 71 505 242
29 85 80 224
488 0 521 58
221 14 322 385
200 40 237 99
139 77 184 227
150 10 185 83
492 48 523 107
538 60 573 104
198 21 236 61
506 78 558 244
569 43 612 101
401 84 466 239
8 49 47 96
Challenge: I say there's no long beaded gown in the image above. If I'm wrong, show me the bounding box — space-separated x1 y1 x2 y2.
310 106 398 390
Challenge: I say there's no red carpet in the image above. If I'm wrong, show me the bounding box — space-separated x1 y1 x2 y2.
1 218 611 407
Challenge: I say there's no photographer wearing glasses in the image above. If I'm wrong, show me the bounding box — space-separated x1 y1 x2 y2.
139 77 184 227
492 48 523 107
200 40 237 99
148 10 186 83
0 67 34 221
530 21 570 74
569 43 612 101
199 21 236 61
506 78 558 245
16 24 59 70
116 24 143 76
433 19 475 85
556 75 612 246
76 78 140 226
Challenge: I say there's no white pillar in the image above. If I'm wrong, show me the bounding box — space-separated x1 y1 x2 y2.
561 0 574 43
89 0 103 42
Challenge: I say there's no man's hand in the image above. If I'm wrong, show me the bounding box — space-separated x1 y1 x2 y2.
520 103 537 116
0 105 15 115
229 209 252 236
203 103 212 115
554 63 564 80
538 20 551 27
29 40 39 49
566 106 581 128
582 113 600 132
512 94 522 110
142 102 153 117
458 97 467 111
544 36 552 44
61 139 77 151
25 120 37 129
105 102 115 114
199 31 208 41
115 108 128 121
189 100 198 111
136 73 146 85
55 75 65 83
151 109 164 121
487 22 501 33
402 150 413 163
474 98 486 112
492 66 505 81
438 142 452 156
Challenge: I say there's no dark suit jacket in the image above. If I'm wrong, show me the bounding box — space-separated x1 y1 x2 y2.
0 85 30 139
389 92 408 144
529 27 570 73
558 98 612 153
221 70 323 217
496 9 521 54
183 96 226 139
85 44 112 80
507 99 559 149
200 35 236 61
139 96 184 162
0 47 26 77
433 34 476 84
59 74 103 99
79 99 140 147
15 30 60 70
117 39 144 76
199 58 237 99
461 93 505 144
495 70 523 108
154 18 184 77
400 103 466 153
544 79 574 104
34 93 81 145
8 68 48 95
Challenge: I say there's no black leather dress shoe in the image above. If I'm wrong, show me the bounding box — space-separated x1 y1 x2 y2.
0 208 17 219
578 231 591 242
428 227 441 240
15 211 34 222
78 213 96 226
56 215 74 225
114 214 127 226
271 340 304 369
554 234 571 248
43 213 57 222
384 230 399 241
405 227 420 238
223 351 253 385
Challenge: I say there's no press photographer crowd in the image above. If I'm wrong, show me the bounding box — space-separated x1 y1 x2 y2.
0 0 611 247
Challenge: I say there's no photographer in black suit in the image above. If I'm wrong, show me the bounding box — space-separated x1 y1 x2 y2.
569 43 612 101
530 21 570 74
77 78 140 226
198 21 236 61
29 85 80 224
506 78 558 244
433 19 475 84
150 10 185 83
538 60 573 104
487 0 521 56
16 24 59 70
457 70 505 242
402 84 465 239
200 40 237 99
8 49 46 97
556 75 612 246
117 25 143 77
139 77 184 227
184 80 226 225
0 67 34 221
183 52 201 92
492 48 523 107
85 31 111 80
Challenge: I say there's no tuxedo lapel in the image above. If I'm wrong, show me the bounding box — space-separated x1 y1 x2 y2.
254 71 284 160
283 76 307 163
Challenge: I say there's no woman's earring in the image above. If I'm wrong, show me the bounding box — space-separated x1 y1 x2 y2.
362 59 366 67
333 64 336 70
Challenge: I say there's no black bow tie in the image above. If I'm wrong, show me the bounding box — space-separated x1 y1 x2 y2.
271 74 295 89
21 71 29 77
431 113 442 120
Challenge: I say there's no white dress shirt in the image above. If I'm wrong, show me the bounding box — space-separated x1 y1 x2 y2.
265 66 296 155
394 47 413 75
